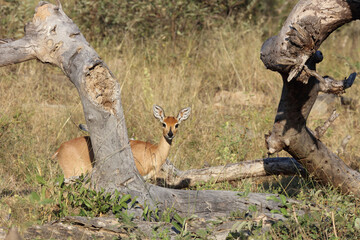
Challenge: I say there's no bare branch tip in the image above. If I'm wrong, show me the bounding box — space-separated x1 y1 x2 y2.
314 109 339 139
56 0 62 10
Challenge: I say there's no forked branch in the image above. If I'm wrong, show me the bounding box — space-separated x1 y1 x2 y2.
261 0 360 196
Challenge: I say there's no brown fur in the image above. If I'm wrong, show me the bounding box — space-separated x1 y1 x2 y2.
54 106 191 179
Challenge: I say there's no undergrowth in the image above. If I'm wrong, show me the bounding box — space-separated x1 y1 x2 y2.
9 173 359 239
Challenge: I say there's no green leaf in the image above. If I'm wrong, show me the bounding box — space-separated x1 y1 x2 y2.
56 175 65 187
119 194 131 204
164 213 171 223
280 207 288 216
118 211 136 227
39 198 54 205
100 204 110 213
143 205 149 215
114 189 120 199
130 196 138 208
79 209 88 216
248 205 257 212
79 186 86 195
171 221 183 232
115 203 125 212
279 194 287 205
173 213 184 225
36 175 46 185
77 199 83 206
29 192 40 202
231 221 247 232
154 208 160 221
41 187 46 199
83 198 93 209
105 192 111 201
266 195 280 203
271 209 281 214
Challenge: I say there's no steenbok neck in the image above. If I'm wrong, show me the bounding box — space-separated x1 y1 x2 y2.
156 135 172 163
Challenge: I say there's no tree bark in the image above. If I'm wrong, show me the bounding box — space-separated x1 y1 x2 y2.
157 158 305 189
260 0 360 196
0 1 294 218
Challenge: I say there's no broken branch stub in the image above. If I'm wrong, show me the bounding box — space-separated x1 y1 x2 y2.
260 0 360 196
319 73 357 94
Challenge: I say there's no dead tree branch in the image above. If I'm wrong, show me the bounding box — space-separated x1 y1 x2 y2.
157 158 305 189
260 0 360 196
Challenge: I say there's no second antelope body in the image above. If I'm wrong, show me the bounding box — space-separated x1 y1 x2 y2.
54 105 191 179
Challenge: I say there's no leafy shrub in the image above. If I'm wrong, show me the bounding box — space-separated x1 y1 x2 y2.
71 0 294 42
0 0 295 42
0 0 36 38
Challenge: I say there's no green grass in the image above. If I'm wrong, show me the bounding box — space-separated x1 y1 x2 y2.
1 1 360 239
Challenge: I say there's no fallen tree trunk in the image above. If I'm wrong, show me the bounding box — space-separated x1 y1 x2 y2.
157 157 305 188
260 0 360 196
0 1 293 219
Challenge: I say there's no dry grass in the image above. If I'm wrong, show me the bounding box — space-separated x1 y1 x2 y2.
110 24 284 171
0 13 360 232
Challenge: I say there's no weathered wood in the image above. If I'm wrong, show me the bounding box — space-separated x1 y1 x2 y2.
0 1 298 219
148 185 298 219
0 38 35 66
156 158 305 188
260 0 360 196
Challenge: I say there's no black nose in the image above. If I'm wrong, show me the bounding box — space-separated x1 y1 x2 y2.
168 129 173 138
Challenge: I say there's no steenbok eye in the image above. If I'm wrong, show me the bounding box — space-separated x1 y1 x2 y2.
162 123 166 128
175 123 179 129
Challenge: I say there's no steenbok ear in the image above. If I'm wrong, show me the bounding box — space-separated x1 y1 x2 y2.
177 107 191 123
153 105 165 122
